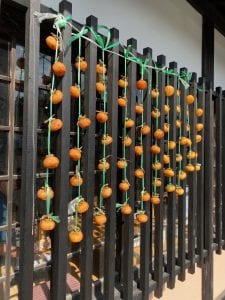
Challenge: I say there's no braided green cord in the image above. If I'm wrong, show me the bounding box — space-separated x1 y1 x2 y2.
45 34 59 215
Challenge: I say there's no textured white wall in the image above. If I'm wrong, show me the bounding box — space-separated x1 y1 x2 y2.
41 0 202 75
215 29 225 89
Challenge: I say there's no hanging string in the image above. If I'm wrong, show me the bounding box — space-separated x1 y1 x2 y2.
123 52 128 204
45 33 59 217
153 68 159 195
166 72 172 185
99 49 108 210
177 80 182 187
140 64 145 211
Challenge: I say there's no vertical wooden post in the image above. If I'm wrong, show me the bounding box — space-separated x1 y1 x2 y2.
50 1 72 299
19 1 40 299
202 82 213 300
80 15 97 300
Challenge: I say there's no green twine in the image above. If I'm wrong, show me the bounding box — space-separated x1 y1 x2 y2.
140 65 145 211
166 72 171 184
123 50 128 204
99 49 108 210
153 67 159 195
45 32 59 216
177 80 181 187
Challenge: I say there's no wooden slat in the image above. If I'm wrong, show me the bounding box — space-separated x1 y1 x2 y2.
187 72 197 274
50 1 72 299
139 47 152 300
166 61 177 289
196 77 205 266
202 82 213 300
177 67 188 282
104 27 119 300
19 1 40 299
80 15 98 300
122 37 137 300
215 87 222 254
222 90 225 249
154 54 166 298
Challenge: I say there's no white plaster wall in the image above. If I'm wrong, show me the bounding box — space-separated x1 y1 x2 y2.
41 0 202 75
214 29 225 88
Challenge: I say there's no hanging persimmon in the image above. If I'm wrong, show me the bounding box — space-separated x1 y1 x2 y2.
164 123 169 133
187 150 197 159
176 186 184 196
176 154 182 162
70 174 83 186
77 115 91 128
122 135 132 147
185 164 195 172
135 104 144 115
176 120 181 128
154 129 164 140
101 135 113 145
151 194 160 205
186 138 192 147
118 76 128 88
195 164 201 171
43 154 59 169
51 90 63 104
69 147 82 161
180 136 187 146
77 199 89 213
196 135 202 143
151 109 160 119
37 186 54 201
97 159 110 171
196 108 203 117
196 123 204 132
141 125 151 135
134 168 145 179
178 170 187 180
176 90 181 97
46 35 59 50
164 168 175 177
176 105 181 113
136 79 147 90
75 57 88 71
186 94 195 104
101 185 112 199
168 140 176 150
150 144 161 154
96 60 107 74
96 81 106 93
94 212 107 225
121 204 132 215
49 118 63 132
70 85 80 98
163 154 170 164
141 191 151 202
52 61 66 77
96 111 108 123
152 178 162 187
151 89 159 99
125 118 135 128
136 213 148 223
164 104 170 114
69 229 83 243
117 159 127 169
119 180 130 191
165 85 174 97
135 145 143 156
165 184 176 193
40 218 56 231
118 97 127 107
152 161 162 170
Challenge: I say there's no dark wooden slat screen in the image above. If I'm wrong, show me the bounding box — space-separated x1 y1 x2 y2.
19 1 40 299
196 77 205 266
50 1 72 299
215 87 222 254
187 73 197 274
139 47 152 300
177 67 188 282
222 90 225 250
104 27 119 300
166 61 178 289
154 55 166 298
80 15 98 300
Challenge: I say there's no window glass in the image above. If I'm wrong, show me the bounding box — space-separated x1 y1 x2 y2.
0 132 8 175
0 81 9 126
0 40 9 76
15 45 24 81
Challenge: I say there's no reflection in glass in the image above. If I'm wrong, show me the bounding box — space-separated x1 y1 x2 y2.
0 40 9 76
16 45 24 81
0 132 8 175
39 54 51 86
14 133 22 174
0 81 9 126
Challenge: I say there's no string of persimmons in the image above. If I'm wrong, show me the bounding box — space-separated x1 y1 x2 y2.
36 30 203 244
